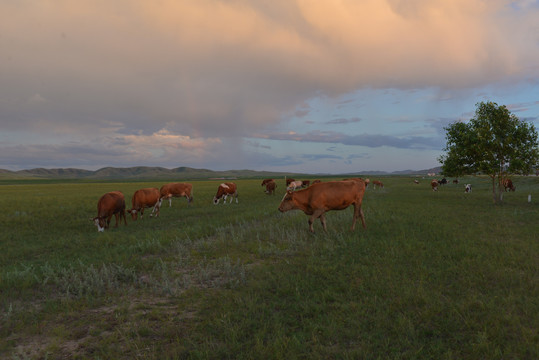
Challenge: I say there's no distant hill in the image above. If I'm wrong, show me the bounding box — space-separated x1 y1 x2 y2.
0 165 443 180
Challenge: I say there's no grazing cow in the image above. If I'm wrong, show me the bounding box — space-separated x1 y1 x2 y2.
503 178 515 192
261 178 274 186
213 182 238 204
438 178 448 186
301 180 311 188
91 191 127 232
413 179 420 184
431 179 439 191
286 180 303 191
159 183 193 207
465 184 472 193
127 188 161 220
278 179 367 233
453 179 459 184
372 180 384 189
312 179 322 185
264 179 277 195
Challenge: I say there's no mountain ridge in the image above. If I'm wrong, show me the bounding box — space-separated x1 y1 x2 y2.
0 166 442 180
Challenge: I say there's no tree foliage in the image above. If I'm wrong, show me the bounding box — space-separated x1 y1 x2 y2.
439 101 538 204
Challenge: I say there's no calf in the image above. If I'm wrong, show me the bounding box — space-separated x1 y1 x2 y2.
213 182 238 204
160 182 193 207
127 187 161 220
431 179 439 191
264 179 277 195
503 178 515 192
464 184 472 193
278 179 367 233
91 191 127 232
286 180 303 191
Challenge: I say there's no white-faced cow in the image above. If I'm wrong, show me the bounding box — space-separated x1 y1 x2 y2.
127 187 161 220
159 183 193 207
286 180 303 191
213 182 238 204
278 179 367 233
264 179 277 195
91 191 127 232
503 178 515 192
431 179 439 191
464 184 472 193
413 179 420 184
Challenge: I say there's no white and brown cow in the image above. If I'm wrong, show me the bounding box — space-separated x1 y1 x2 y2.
159 183 193 207
278 179 367 233
91 191 127 232
286 180 303 191
464 184 472 193
431 179 439 191
503 178 515 192
372 180 384 189
127 187 161 220
213 182 238 204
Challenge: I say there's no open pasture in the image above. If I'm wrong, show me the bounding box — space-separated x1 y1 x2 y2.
1 176 538 359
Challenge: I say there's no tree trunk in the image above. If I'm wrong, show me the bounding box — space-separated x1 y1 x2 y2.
492 176 498 204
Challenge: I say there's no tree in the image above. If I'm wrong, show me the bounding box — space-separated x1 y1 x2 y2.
439 101 539 204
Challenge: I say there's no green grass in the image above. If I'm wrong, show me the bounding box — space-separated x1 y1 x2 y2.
1 176 538 359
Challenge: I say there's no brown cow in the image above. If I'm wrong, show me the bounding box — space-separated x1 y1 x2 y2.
261 178 274 186
278 179 367 233
264 179 277 195
213 182 238 204
301 180 311 188
127 188 161 220
285 178 295 186
372 180 384 189
160 183 193 207
431 179 439 191
312 179 322 185
91 191 127 232
503 178 515 192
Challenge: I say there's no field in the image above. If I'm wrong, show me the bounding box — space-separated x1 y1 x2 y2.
1 176 538 359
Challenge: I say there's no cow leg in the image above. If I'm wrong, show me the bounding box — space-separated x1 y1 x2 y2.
235 193 238 203
113 213 120 228
319 213 327 232
122 210 127 226
140 208 145 219
168 197 172 207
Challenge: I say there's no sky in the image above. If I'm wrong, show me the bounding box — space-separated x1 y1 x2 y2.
1 0 539 174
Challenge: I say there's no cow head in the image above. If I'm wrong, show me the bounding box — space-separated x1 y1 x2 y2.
278 190 295 212
127 208 138 221
91 216 107 232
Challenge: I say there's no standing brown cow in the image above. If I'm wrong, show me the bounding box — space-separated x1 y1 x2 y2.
431 179 439 191
264 179 277 195
213 182 238 204
92 191 127 232
127 188 161 220
160 183 193 207
278 179 367 233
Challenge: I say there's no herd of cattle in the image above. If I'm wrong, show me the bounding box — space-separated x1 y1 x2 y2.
91 176 518 233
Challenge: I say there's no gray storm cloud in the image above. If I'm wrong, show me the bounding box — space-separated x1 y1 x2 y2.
1 0 538 170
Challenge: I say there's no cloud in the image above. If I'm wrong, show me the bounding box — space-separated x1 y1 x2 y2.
254 130 443 149
326 117 362 125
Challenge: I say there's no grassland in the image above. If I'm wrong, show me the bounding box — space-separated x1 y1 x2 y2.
1 176 537 359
